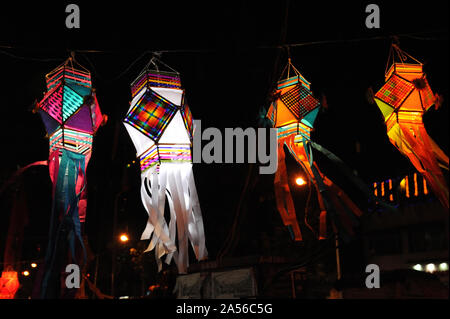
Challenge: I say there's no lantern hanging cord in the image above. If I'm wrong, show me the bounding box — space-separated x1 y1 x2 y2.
0 30 446 84
142 52 180 75
0 30 445 61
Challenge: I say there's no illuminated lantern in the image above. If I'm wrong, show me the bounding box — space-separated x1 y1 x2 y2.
35 56 106 295
267 59 362 240
123 57 207 273
374 44 449 209
0 270 20 299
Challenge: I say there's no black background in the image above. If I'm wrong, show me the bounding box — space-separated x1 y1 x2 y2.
0 0 448 295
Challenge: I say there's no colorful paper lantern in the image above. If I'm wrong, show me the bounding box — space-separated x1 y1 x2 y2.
267 59 362 240
0 270 20 299
124 58 207 274
35 56 105 296
374 44 449 209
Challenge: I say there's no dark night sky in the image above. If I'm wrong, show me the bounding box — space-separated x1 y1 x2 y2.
0 1 448 283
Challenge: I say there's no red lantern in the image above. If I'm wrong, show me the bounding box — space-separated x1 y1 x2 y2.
0 271 20 299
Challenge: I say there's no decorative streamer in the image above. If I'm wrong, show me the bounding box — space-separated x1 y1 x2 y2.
374 44 449 209
123 57 207 274
267 59 365 241
34 56 106 297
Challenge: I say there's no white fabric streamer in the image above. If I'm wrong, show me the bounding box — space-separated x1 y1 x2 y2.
140 163 207 274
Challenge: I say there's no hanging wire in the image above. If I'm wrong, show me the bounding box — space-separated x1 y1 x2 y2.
0 29 446 83
0 48 64 63
109 50 152 82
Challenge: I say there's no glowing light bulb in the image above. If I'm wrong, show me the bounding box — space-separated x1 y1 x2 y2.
439 263 448 271
412 264 422 271
295 177 306 186
425 263 436 273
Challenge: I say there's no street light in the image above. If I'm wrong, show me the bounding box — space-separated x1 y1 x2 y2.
295 177 306 186
22 270 30 277
119 234 129 243
31 263 37 268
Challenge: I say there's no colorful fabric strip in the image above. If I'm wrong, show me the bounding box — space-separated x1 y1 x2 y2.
131 71 182 99
277 75 310 90
266 103 276 126
140 144 192 172
277 123 311 140
49 128 93 155
385 63 423 80
418 77 435 110
181 103 194 140
46 67 91 91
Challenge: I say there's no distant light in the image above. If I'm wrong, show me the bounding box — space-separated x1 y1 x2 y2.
413 173 418 197
22 270 30 277
425 263 436 273
120 234 129 242
31 263 37 268
412 264 423 271
126 164 131 168
295 177 306 186
400 177 406 190
423 177 428 195
439 263 448 271
119 296 129 299
405 176 410 198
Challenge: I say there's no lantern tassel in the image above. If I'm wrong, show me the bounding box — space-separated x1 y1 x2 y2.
140 164 207 274
388 122 449 209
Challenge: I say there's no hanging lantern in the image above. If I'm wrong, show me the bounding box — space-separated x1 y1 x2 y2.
267 59 363 241
35 56 106 296
123 57 207 274
374 44 449 209
0 270 20 299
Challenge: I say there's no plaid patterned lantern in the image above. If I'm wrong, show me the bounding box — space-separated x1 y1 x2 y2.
374 45 448 209
35 57 105 297
38 59 104 162
267 59 362 241
124 59 207 274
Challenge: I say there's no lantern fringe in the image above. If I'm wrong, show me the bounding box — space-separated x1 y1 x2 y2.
40 149 88 298
388 122 449 209
140 164 207 274
275 133 395 242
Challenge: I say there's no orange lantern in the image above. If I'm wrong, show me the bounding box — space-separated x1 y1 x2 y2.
374 44 449 209
267 59 362 241
0 270 20 299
